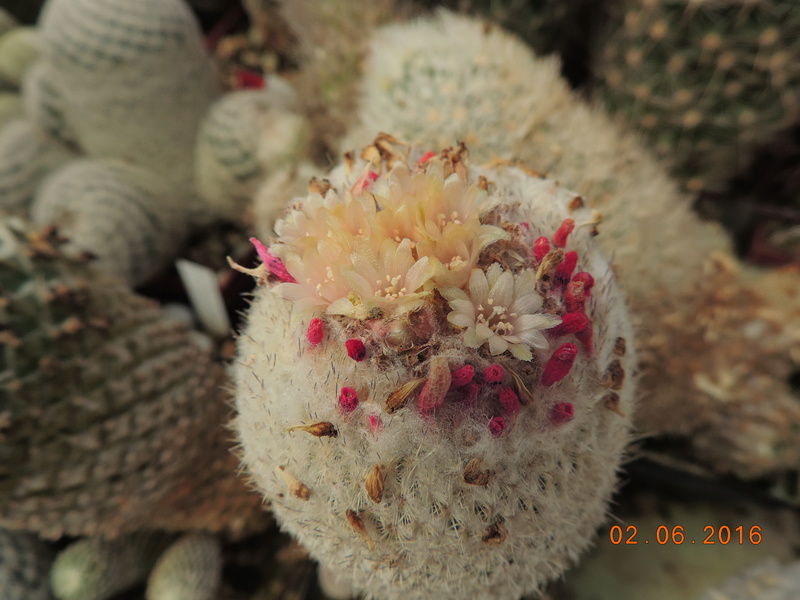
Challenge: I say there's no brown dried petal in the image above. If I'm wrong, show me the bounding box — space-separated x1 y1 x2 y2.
600 360 625 390
463 458 490 486
275 466 310 501
286 422 338 438
365 465 386 504
385 378 425 414
482 523 508 546
346 509 375 551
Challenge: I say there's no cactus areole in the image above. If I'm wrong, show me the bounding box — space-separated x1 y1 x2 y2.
233 137 637 600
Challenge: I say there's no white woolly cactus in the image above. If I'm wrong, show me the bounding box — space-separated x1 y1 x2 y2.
146 534 222 600
234 139 637 599
31 159 188 286
0 27 40 89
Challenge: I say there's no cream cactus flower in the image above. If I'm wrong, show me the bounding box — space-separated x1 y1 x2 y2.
440 265 561 360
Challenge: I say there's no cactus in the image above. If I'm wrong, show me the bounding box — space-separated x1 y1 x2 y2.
0 528 53 600
594 0 800 192
194 85 311 223
31 159 189 286
146 534 223 600
234 140 637 599
0 217 265 538
701 559 800 600
345 10 800 477
0 9 17 37
0 92 23 129
50 533 171 600
36 0 221 198
20 60 75 145
0 27 40 89
0 118 75 210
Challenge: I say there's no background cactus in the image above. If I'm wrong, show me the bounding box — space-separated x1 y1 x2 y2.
0 92 23 129
0 27 40 89
50 533 171 600
344 10 800 478
31 159 189 286
593 0 800 193
146 534 223 600
235 141 637 599
0 527 53 600
701 559 800 600
0 217 265 539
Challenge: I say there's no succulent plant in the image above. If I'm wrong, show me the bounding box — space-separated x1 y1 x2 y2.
194 85 311 223
0 27 40 89
0 527 53 600
20 59 76 145
345 10 800 478
0 217 265 539
234 139 637 599
31 159 189 286
36 0 221 199
594 0 800 192
50 533 171 600
146 534 223 600
701 559 800 600
0 9 17 37
0 92 23 129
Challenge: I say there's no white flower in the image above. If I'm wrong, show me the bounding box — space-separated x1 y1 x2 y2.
439 265 561 360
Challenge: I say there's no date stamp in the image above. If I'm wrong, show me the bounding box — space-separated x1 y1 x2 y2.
609 524 762 545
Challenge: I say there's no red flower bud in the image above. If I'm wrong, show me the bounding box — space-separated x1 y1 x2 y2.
498 386 521 415
533 236 550 262
345 338 367 361
482 364 505 384
306 318 324 346
549 313 590 338
553 219 575 248
554 250 578 281
339 387 359 412
550 402 575 425
541 343 578 386
572 272 595 295
451 365 475 387
489 416 507 437
565 280 586 313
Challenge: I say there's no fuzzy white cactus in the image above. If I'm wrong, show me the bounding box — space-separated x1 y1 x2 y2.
20 60 75 145
0 27 40 89
344 10 800 478
0 92 23 128
194 85 310 223
702 560 800 600
37 0 220 197
234 140 637 599
31 159 188 285
146 534 222 600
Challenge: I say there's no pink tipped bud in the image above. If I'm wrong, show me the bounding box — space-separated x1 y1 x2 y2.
351 170 379 196
368 414 383 434
572 272 595 295
417 150 436 165
489 416 507 437
451 365 475 387
498 386 521 415
339 387 359 412
549 313 590 338
565 281 586 313
541 343 578 386
553 219 575 248
482 364 505 384
555 250 578 281
249 237 296 283
520 222 530 231
550 402 575 425
306 318 324 346
575 325 593 355
418 357 452 415
533 236 550 262
345 338 367 361
460 381 481 405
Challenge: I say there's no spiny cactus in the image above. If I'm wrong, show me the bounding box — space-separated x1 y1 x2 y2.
701 559 800 600
50 533 171 600
20 60 75 145
146 534 223 600
234 140 637 600
31 159 189 286
594 0 800 192
194 85 310 223
0 118 74 210
0 528 53 600
0 217 264 539
345 10 800 477
37 0 221 198
0 27 40 89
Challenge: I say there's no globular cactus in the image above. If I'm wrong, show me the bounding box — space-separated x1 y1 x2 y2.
31 159 189 286
146 534 223 600
194 85 311 223
234 140 637 599
594 0 800 192
0 217 265 539
701 559 800 600
345 10 800 478
0 118 75 210
0 9 17 37
50 533 171 600
20 60 76 145
0 27 40 89
0 527 53 600
36 0 221 198
0 91 23 129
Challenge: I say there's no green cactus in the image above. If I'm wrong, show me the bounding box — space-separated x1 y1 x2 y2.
0 527 53 600
0 217 264 539
0 27 40 89
146 534 223 600
50 533 171 600
595 0 800 192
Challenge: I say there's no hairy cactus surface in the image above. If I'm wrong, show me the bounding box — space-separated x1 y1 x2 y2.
20 60 75 145
345 10 800 477
234 140 637 599
50 533 170 600
0 92 23 129
595 0 800 192
0 217 264 539
146 534 222 600
0 27 40 89
0 527 53 600
31 159 189 286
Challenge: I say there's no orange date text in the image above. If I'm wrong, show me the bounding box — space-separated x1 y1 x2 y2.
608 524 762 545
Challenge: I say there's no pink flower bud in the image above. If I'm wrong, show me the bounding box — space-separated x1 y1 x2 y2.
533 236 550 262
555 250 578 281
451 365 475 387
345 338 367 361
550 402 575 425
565 281 586 313
553 219 575 248
368 414 383 434
482 364 505 384
249 237 296 283
489 416 507 437
417 150 436 165
339 387 359 413
549 313 590 338
498 386 520 415
541 343 577 387
572 272 595 295
306 318 324 346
